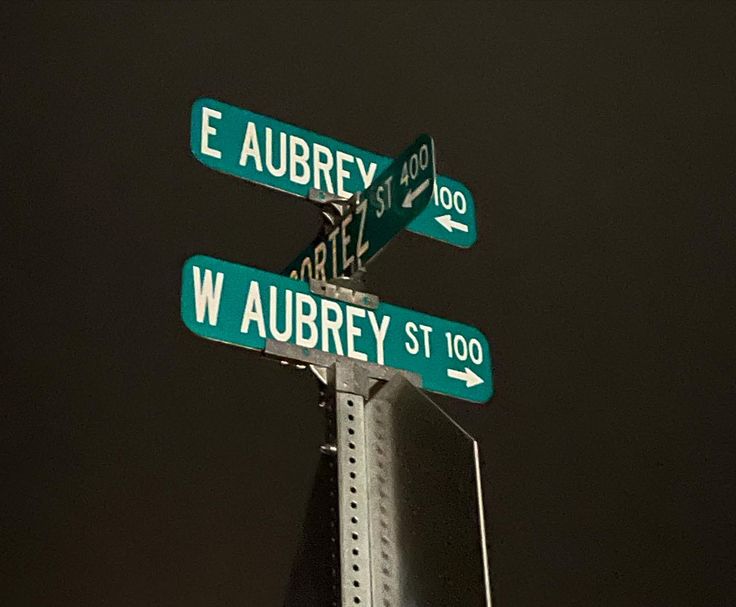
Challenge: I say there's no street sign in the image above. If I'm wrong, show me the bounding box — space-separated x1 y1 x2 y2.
283 134 436 281
190 97 477 248
181 255 493 403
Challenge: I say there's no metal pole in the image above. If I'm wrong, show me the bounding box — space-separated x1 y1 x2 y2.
329 361 373 607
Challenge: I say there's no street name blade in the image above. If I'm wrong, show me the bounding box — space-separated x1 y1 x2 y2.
283 135 436 282
190 97 477 248
181 255 494 404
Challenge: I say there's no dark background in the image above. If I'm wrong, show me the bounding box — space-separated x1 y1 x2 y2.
2 2 734 606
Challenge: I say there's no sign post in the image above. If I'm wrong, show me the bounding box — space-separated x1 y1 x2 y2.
183 105 494 604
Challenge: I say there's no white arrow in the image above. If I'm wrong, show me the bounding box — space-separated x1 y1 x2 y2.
447 367 484 388
401 178 431 208
435 214 469 233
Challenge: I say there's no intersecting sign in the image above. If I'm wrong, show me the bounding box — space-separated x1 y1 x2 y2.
181 255 493 403
283 134 435 281
190 97 477 248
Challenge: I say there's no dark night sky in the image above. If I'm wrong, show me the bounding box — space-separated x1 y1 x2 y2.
2 3 735 606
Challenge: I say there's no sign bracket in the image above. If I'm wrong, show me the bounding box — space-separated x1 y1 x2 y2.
307 187 355 231
308 277 378 310
262 339 422 390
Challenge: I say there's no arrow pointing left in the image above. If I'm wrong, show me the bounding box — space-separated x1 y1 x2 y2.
402 178 431 208
435 214 470 233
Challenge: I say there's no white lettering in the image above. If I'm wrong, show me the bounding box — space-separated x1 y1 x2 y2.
346 306 367 361
313 143 335 192
240 281 266 337
300 256 313 280
320 299 344 355
356 157 377 188
469 337 483 364
201 107 222 159
192 266 223 326
335 150 354 198
341 213 353 272
405 321 419 355
265 128 287 177
290 136 310 185
367 312 391 365
239 122 263 170
295 293 318 348
327 227 340 279
314 241 327 281
268 286 292 341
355 200 370 268
419 324 433 357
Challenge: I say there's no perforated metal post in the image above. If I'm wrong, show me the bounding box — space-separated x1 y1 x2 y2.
330 361 373 607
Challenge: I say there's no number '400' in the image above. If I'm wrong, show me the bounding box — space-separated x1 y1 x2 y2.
399 144 430 186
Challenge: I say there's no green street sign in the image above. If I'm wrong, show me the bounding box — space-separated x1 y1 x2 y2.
283 134 435 281
190 98 477 248
181 255 493 403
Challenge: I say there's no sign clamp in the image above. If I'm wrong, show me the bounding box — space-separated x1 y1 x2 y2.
307 187 354 230
308 278 378 310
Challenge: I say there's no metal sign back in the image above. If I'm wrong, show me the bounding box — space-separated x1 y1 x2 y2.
181 255 494 403
364 374 492 606
190 98 477 248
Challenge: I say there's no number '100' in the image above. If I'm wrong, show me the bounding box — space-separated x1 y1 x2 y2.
445 332 483 364
434 185 468 214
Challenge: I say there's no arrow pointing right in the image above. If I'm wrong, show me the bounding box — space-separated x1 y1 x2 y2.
435 214 469 233
447 367 484 388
